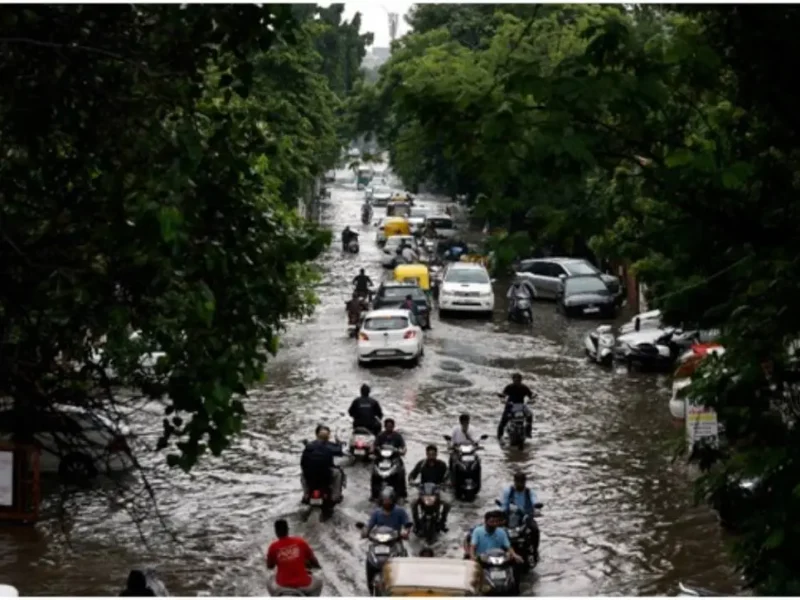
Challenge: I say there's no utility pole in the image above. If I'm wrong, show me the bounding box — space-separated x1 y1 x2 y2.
388 12 398 42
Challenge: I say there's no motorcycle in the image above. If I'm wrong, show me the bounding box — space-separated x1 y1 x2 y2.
270 567 323 596
300 442 347 520
412 482 443 544
372 445 404 500
508 296 533 324
505 404 528 449
355 523 408 595
349 427 376 462
479 548 518 596
345 238 360 253
497 500 544 571
346 298 368 338
444 434 489 501
584 324 614 366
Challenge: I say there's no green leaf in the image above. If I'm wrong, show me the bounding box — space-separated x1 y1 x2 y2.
764 529 785 550
721 161 753 190
664 148 693 168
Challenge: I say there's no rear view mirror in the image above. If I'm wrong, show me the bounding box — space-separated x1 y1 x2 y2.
491 279 497 284
494 499 503 507
558 274 567 280
355 522 365 529
480 434 489 440
534 502 544 509
443 435 452 442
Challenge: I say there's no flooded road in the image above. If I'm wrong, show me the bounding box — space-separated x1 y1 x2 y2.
0 177 740 596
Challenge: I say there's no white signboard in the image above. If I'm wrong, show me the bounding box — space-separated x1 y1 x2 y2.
686 401 719 451
0 451 13 507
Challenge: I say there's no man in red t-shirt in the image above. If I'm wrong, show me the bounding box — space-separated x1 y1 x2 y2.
266 519 323 596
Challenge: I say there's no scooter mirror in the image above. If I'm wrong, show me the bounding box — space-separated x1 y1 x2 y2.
480 434 489 440
534 502 544 509
355 522 365 529
494 499 502 507
443 435 452 441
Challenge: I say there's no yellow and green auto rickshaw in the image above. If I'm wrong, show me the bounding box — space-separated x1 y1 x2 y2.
377 557 483 596
383 216 411 240
393 263 430 294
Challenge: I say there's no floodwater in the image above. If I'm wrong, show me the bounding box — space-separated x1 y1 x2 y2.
0 175 741 596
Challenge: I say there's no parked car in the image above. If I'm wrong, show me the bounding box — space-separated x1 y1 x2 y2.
381 235 419 268
0 404 134 483
515 257 622 301
613 327 699 370
426 216 457 239
556 274 618 318
438 262 495 317
357 309 424 367
372 282 431 329
407 208 427 235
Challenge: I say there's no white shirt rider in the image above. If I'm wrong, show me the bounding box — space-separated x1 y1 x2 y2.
451 425 477 446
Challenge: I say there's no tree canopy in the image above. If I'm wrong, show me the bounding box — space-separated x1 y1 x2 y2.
350 3 800 594
0 3 370 487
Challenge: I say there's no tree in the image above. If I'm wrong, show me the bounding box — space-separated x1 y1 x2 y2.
0 3 337 500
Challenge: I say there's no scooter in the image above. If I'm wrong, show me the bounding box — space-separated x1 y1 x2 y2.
444 434 489 501
412 482 443 544
346 238 360 253
270 566 323 596
300 440 346 520
479 548 518 596
505 404 527 449
371 445 405 500
508 296 533 324
355 523 409 595
349 427 376 463
584 324 614 366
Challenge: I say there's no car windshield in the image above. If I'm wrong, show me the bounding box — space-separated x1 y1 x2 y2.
565 277 607 295
446 269 490 284
410 209 427 218
364 316 409 330
564 261 599 276
381 286 426 301
428 218 453 228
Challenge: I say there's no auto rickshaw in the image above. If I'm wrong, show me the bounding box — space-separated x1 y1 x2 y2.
383 216 411 240
393 263 430 292
377 557 483 596
387 200 412 218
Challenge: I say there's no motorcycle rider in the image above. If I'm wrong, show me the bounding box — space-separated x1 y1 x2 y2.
397 240 417 264
352 268 374 298
300 425 345 503
361 200 373 223
362 487 412 538
119 570 155 596
372 418 408 500
345 291 365 329
497 373 534 439
506 279 533 317
341 226 358 250
500 472 541 563
348 384 383 436
408 444 451 533
450 413 478 446
266 519 323 596
468 510 523 562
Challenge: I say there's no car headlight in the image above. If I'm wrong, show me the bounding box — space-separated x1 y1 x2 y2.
480 291 493 297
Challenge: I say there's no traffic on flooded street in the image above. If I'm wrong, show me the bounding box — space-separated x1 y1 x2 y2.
1 172 740 596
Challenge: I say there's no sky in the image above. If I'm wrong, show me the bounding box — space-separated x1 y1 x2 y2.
341 1 415 47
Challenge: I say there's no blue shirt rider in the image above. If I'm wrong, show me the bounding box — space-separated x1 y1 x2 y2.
500 472 542 563
363 487 412 537
468 510 522 562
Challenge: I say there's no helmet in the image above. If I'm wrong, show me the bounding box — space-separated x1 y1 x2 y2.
380 486 396 503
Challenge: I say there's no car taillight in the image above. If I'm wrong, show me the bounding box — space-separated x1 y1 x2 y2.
404 331 416 339
312 490 321 499
107 435 130 454
359 332 369 341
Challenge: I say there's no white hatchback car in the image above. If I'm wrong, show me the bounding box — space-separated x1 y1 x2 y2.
0 404 134 482
438 262 495 317
357 309 424 366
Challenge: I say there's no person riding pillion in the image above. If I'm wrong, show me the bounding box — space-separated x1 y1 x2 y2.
497 373 534 439
348 384 383 436
500 472 541 563
372 418 408 500
266 519 324 596
408 444 452 532
300 425 345 503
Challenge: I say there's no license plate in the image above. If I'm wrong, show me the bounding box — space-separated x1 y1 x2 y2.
373 544 391 555
354 448 366 455
377 350 395 356
309 498 323 506
583 307 600 314
464 480 474 488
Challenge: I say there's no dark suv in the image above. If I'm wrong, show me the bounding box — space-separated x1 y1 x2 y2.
372 282 431 329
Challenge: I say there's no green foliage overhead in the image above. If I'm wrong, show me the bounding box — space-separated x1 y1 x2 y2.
0 4 369 475
350 2 800 594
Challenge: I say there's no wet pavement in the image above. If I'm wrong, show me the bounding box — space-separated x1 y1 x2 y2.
0 174 741 596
